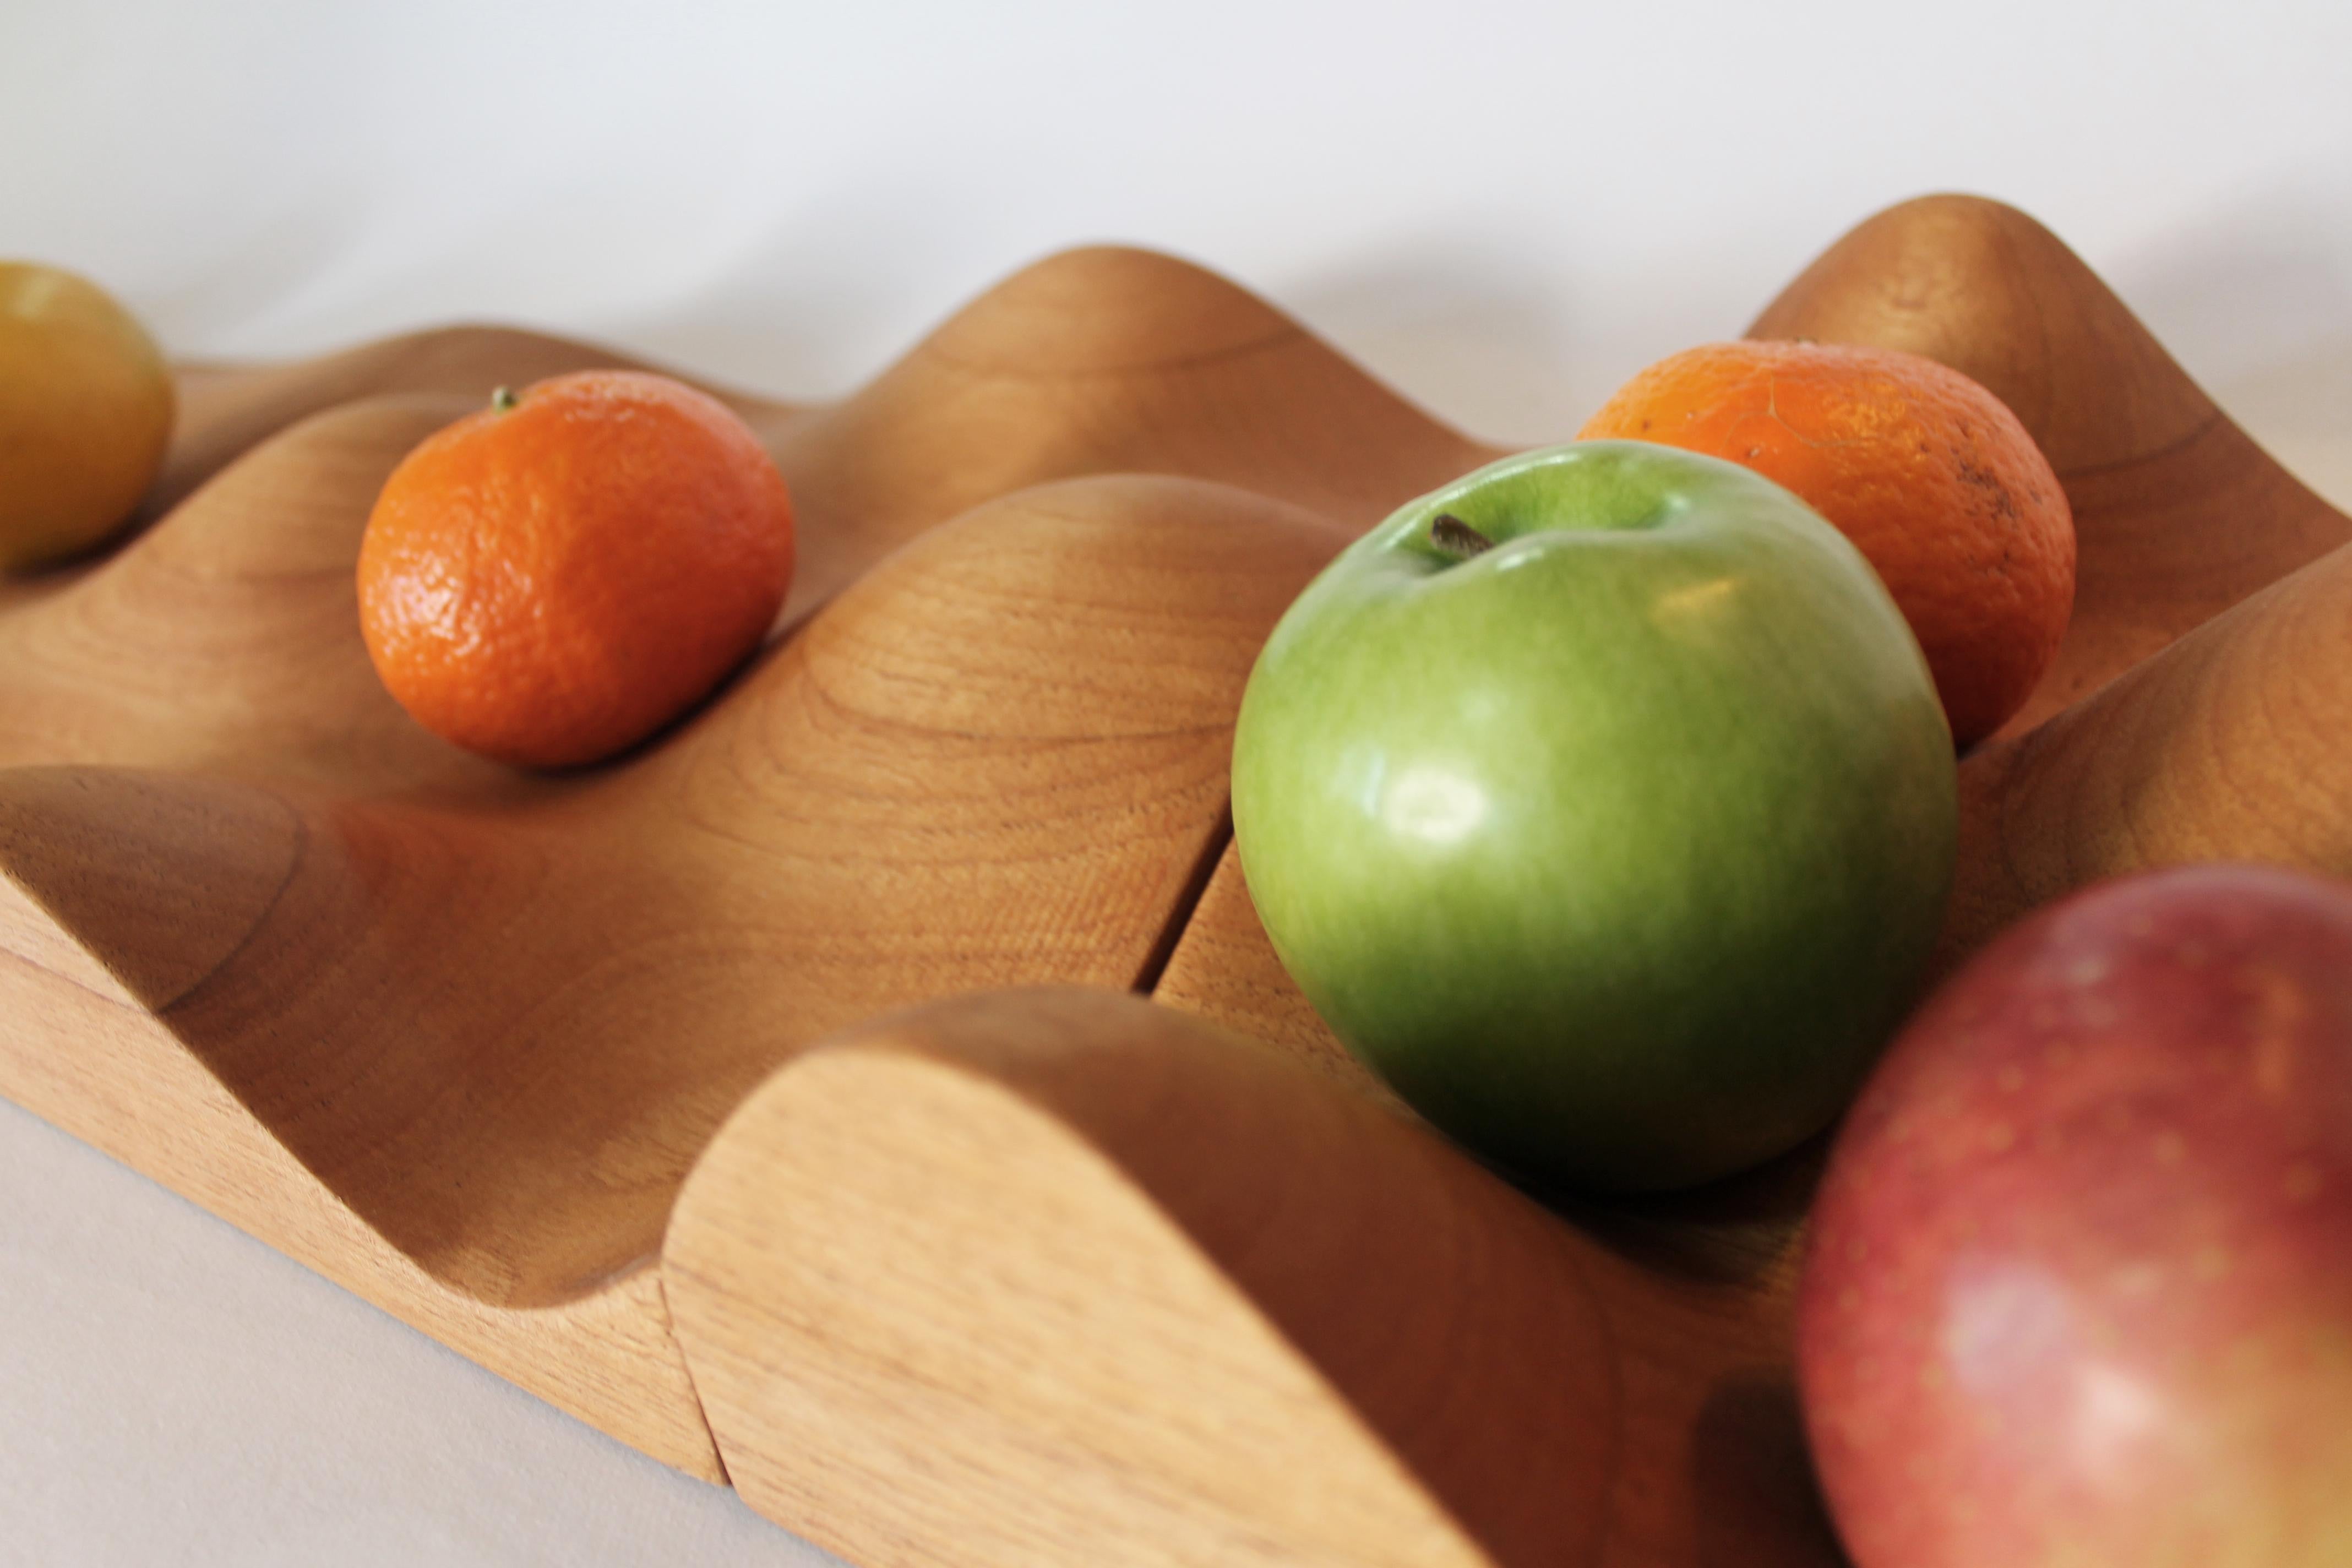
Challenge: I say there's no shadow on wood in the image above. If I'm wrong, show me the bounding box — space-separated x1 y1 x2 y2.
666 989 1841 1568
1 194 2346 1565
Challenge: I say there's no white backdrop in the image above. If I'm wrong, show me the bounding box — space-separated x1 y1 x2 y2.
4 2 2350 1562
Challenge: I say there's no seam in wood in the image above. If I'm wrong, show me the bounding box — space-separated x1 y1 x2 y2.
654 1262 732 1490
1134 803 1232 997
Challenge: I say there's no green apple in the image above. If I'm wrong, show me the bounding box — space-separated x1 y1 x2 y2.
1231 441 1957 1191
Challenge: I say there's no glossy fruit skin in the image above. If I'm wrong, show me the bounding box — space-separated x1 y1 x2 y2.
358 370 793 769
1799 865 2352 1568
0 261 175 571
1580 339 2074 747
1231 441 1956 1191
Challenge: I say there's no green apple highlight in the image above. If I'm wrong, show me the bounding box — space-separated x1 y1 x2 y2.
1231 441 1958 1191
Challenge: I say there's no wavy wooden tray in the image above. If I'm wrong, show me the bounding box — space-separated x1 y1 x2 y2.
2 194 2347 1566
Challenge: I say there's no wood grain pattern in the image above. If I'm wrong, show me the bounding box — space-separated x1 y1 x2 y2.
0 768 721 1476
153 326 728 529
1139 192 2352 1565
666 989 1839 1568
0 241 1464 1509
2 194 2348 1565
1935 534 2352 963
1162 190 2352 1050
1749 193 2352 736
2 248 1484 791
1742 194 2352 965
0 476 1348 1463
0 396 518 792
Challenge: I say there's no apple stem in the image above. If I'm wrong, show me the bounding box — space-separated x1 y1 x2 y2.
1430 513 1496 560
491 385 519 413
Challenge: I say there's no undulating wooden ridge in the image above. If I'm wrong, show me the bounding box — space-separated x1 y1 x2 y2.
2 193 2345 1564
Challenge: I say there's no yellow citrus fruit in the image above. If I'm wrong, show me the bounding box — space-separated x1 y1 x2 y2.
0 262 175 571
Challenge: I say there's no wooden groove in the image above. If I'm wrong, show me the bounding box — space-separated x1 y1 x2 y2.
0 194 2346 1563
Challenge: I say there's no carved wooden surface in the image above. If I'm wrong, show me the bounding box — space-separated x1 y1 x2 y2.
2 194 2346 1564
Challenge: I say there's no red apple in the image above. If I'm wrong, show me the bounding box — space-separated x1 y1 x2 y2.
1798 864 2352 1568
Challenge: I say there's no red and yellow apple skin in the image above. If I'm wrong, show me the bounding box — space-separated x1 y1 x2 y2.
1798 864 2352 1568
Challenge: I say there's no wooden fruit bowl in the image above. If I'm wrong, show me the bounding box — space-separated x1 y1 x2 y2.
2 195 2346 1566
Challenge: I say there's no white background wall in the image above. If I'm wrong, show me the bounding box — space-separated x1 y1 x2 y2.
4 2 2349 1562
10 1 2352 456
